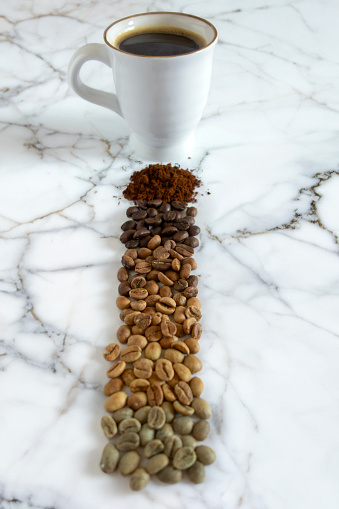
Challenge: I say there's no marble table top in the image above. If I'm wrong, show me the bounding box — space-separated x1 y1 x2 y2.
1 0 339 508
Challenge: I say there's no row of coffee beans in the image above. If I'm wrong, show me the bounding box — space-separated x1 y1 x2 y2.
100 200 215 490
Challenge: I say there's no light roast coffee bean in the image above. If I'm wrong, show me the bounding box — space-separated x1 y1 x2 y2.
104 391 127 412
103 378 123 397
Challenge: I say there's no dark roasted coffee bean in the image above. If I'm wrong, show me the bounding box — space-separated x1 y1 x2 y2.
148 199 162 208
159 203 171 213
187 275 199 287
121 219 137 231
188 225 200 236
163 210 177 221
127 206 139 217
174 222 190 231
120 229 136 243
118 281 131 296
150 226 162 236
139 235 152 247
173 231 189 242
136 200 148 209
171 200 186 210
152 260 172 271
187 206 198 217
125 239 139 249
184 237 199 248
176 215 194 225
146 207 158 217
132 210 147 220
162 226 178 236
117 266 129 282
133 228 150 239
135 219 146 230
121 255 135 270
145 216 162 226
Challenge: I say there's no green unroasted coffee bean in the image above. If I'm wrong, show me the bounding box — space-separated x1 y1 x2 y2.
118 418 141 434
157 465 182 484
191 398 212 419
144 439 164 458
181 435 197 449
139 423 155 446
118 451 141 476
195 445 216 465
188 460 205 484
130 468 150 491
173 416 194 435
116 431 140 451
146 453 169 474
148 406 166 430
134 406 151 424
100 443 119 473
192 420 210 441
161 401 175 423
172 446 197 470
173 400 195 416
163 435 182 458
101 415 118 438
113 407 134 423
156 423 174 442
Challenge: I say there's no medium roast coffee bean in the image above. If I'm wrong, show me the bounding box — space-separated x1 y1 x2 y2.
118 451 141 476
100 443 119 473
184 237 199 248
117 266 129 282
172 446 197 470
130 468 150 491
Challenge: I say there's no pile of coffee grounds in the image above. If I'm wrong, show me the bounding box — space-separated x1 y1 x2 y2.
123 164 201 204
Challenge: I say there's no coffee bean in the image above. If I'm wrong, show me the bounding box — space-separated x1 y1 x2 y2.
118 450 141 476
147 235 161 250
104 391 128 413
185 305 201 321
173 279 188 291
122 368 136 386
120 345 142 363
191 398 212 419
153 246 170 260
181 435 197 449
156 297 176 315
134 406 151 424
145 295 161 308
184 286 198 298
101 415 118 438
188 225 200 236
127 391 148 411
188 461 205 484
133 359 153 379
155 359 174 382
103 343 121 361
120 230 136 244
173 416 194 435
103 378 124 397
173 363 191 383
163 435 182 458
130 378 150 393
113 407 134 423
130 468 150 491
145 325 162 342
147 384 164 407
145 342 162 361
192 420 210 441
117 325 131 344
139 423 155 446
150 226 162 236
184 237 199 248
161 401 175 423
131 210 147 220
127 335 147 350
186 206 197 216
121 219 137 231
158 272 174 286
159 203 171 212
119 417 142 434
160 321 177 338
190 377 204 397
116 296 131 310
121 254 135 270
116 431 140 451
139 235 152 247
152 260 172 271
162 226 178 236
159 336 178 349
118 281 131 296
157 465 182 484
164 348 184 364
129 288 148 300
174 381 193 405
171 342 190 355
146 207 157 217
182 257 198 270
176 245 194 257
144 439 165 458
184 354 202 374
191 322 202 339
173 231 189 242
126 206 139 217
133 228 150 239
155 423 174 442
107 360 126 379
148 406 166 429
171 200 186 210
100 443 119 473
195 445 216 465
184 338 200 354
172 446 197 470
180 263 191 279
117 266 129 282
174 222 190 231
136 199 148 209
173 400 195 416
145 453 169 475
125 239 140 249
163 210 177 221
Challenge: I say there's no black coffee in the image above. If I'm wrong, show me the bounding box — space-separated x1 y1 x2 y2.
116 28 205 56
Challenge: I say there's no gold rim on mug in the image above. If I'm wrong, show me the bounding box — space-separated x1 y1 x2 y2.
103 11 218 58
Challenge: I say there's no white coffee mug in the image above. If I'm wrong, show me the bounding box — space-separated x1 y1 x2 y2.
68 12 218 160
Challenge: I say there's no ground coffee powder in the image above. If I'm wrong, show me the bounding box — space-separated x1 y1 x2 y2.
123 164 201 203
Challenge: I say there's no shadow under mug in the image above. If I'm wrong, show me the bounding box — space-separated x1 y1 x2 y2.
68 12 218 161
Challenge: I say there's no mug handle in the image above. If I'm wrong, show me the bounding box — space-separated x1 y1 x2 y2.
67 43 122 116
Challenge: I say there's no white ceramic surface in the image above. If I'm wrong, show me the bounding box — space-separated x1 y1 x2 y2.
68 12 218 160
1 1 339 509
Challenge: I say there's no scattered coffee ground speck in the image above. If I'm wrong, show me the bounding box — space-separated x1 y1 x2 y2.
123 164 202 204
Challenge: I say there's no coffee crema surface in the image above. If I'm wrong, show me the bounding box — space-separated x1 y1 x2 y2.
115 27 206 56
